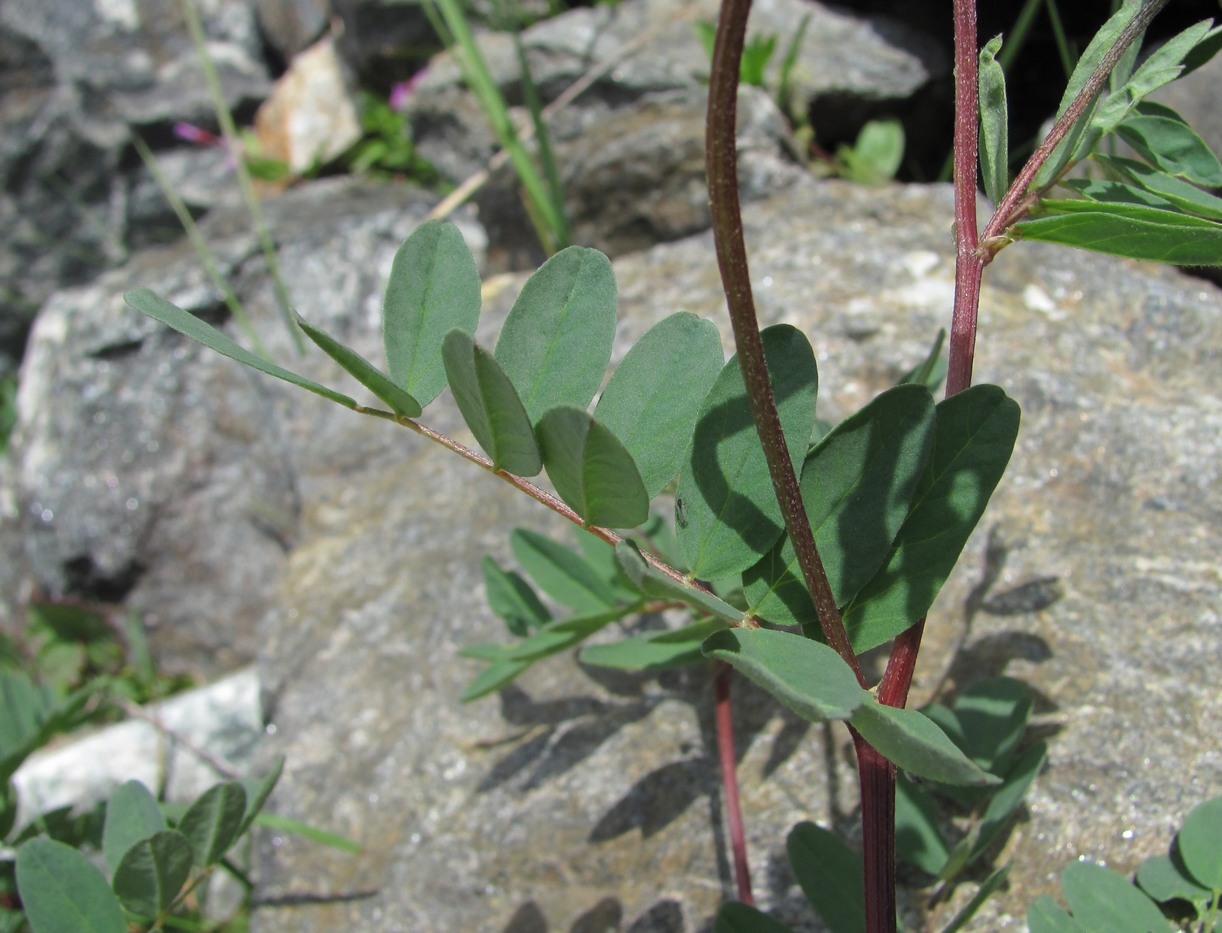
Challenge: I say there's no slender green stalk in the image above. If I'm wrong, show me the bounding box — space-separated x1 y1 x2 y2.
130 135 270 359
705 0 864 686
179 0 304 354
1042 0 1076 79
425 0 569 253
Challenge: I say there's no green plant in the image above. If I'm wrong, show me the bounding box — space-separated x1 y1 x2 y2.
1029 794 1222 933
6 767 282 932
121 0 1219 930
422 0 571 254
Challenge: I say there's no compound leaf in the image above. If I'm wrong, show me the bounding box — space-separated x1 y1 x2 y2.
442 330 542 475
536 406 649 529
382 220 481 407
494 247 617 422
594 312 724 496
125 288 357 410
701 628 864 723
677 325 818 580
842 385 1020 652
16 838 127 933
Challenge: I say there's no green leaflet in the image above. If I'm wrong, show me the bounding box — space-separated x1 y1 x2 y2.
1014 203 1222 265
124 288 358 410
1063 178 1177 211
482 556 551 636
510 528 619 612
178 782 247 866
743 384 935 631
462 605 634 700
1060 861 1173 932
1115 111 1222 187
579 617 726 671
112 830 194 919
494 246 617 423
1031 0 1144 188
460 656 530 703
1027 896 1089 933
714 902 795 933
237 757 284 838
1094 154 1222 221
1093 20 1219 135
849 702 999 787
295 312 422 416
787 822 866 933
101 781 166 874
535 406 649 529
978 34 1009 205
677 324 818 580
441 330 542 475
382 220 481 407
701 628 864 722
594 312 724 496
15 838 127 933
894 776 950 876
614 539 743 622
842 384 1020 652
1177 796 1222 891
1136 855 1212 904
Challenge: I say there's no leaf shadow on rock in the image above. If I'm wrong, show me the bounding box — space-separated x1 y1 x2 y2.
501 895 685 933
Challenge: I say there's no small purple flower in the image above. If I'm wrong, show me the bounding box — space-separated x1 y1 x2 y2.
389 71 426 112
173 122 222 147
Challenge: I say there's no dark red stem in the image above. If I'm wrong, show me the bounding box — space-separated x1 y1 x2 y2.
714 662 754 905
706 0 864 685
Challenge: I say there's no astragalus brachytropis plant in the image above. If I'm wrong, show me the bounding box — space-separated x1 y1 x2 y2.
17 0 1209 930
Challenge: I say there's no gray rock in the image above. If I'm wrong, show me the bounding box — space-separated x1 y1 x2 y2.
404 0 945 266
0 0 271 372
257 0 333 60
246 176 1219 930
12 667 263 826
5 176 485 679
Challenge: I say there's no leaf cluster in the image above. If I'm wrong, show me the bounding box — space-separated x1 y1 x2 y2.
1030 794 1222 932
126 219 1020 789
7 765 284 933
978 8 1222 264
713 678 1043 932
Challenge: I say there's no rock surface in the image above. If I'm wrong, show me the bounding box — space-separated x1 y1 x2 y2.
0 0 271 374
6 177 483 679
245 176 1220 930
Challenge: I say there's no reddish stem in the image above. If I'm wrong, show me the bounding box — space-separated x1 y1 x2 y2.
706 0 864 686
714 663 754 905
